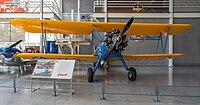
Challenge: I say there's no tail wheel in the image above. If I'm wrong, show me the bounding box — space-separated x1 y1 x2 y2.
87 67 94 82
127 67 137 81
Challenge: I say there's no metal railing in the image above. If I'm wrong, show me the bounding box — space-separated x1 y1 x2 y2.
1 0 62 19
94 0 200 13
174 0 200 12
94 0 169 13
63 12 93 21
0 78 200 102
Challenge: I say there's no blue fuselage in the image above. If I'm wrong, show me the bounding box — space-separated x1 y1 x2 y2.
0 48 21 58
94 42 121 62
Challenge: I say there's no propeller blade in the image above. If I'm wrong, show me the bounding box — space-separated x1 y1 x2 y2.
121 17 134 36
102 17 134 61
102 41 117 61
9 40 22 48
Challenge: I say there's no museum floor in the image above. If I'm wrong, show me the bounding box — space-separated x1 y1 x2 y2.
0 65 200 105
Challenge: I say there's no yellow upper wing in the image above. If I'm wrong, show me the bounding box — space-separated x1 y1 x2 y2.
16 53 183 62
11 19 192 36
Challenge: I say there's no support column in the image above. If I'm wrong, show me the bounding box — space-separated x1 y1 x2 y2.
9 23 11 42
104 0 107 22
70 9 74 38
168 67 173 86
104 0 108 39
77 0 80 21
40 0 43 20
68 44 77 54
71 9 74 21
169 0 174 67
77 0 80 54
39 0 44 53
60 0 63 13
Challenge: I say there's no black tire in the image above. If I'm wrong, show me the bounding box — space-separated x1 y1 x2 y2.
87 67 94 82
127 67 137 81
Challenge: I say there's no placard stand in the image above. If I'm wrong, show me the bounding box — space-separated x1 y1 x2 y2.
30 59 76 96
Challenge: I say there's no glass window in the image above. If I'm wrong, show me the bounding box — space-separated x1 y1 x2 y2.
0 23 25 42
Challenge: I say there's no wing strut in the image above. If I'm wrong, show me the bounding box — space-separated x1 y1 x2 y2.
43 28 47 54
92 25 104 42
163 27 170 53
40 22 47 54
156 27 170 54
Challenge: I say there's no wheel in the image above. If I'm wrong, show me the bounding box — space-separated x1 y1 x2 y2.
127 67 137 81
87 67 94 82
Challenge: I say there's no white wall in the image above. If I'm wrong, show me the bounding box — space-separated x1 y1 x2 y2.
25 32 40 43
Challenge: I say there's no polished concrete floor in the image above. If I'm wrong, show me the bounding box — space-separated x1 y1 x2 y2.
0 65 200 105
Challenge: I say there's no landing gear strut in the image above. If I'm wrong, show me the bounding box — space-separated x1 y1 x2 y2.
127 67 137 81
87 67 94 82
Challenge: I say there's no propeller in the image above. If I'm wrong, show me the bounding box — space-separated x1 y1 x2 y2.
0 40 22 58
9 40 22 49
120 17 134 36
102 17 134 61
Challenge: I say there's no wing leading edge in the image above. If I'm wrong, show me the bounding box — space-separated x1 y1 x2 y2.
16 53 98 62
122 54 183 62
16 53 183 62
11 19 192 36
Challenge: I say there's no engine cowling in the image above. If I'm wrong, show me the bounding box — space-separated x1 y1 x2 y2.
104 29 128 53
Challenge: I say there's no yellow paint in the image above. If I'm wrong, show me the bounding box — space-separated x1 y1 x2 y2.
11 19 192 36
132 8 142 12
123 54 184 58
17 53 97 62
109 54 183 62
17 53 183 62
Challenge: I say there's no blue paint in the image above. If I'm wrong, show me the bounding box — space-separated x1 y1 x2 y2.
155 33 169 54
163 27 170 54
93 26 104 41
93 41 129 72
0 48 21 58
163 34 169 54
119 56 129 71
155 35 161 54
45 41 58 54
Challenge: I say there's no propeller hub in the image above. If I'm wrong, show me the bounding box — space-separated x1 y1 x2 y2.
104 29 128 52
101 17 134 61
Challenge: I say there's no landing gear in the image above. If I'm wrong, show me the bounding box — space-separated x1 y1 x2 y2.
87 67 94 82
94 62 104 68
127 67 137 81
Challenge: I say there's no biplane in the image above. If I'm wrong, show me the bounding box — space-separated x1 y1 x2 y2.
0 40 36 73
11 17 192 82
0 40 23 66
0 40 36 66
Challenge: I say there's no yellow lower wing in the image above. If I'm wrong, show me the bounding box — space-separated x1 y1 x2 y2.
17 53 183 62
122 53 183 62
17 53 98 62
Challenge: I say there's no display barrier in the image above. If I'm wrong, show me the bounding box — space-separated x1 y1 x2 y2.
0 78 200 102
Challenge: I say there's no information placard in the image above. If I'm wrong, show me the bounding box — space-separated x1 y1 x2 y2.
32 59 75 79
